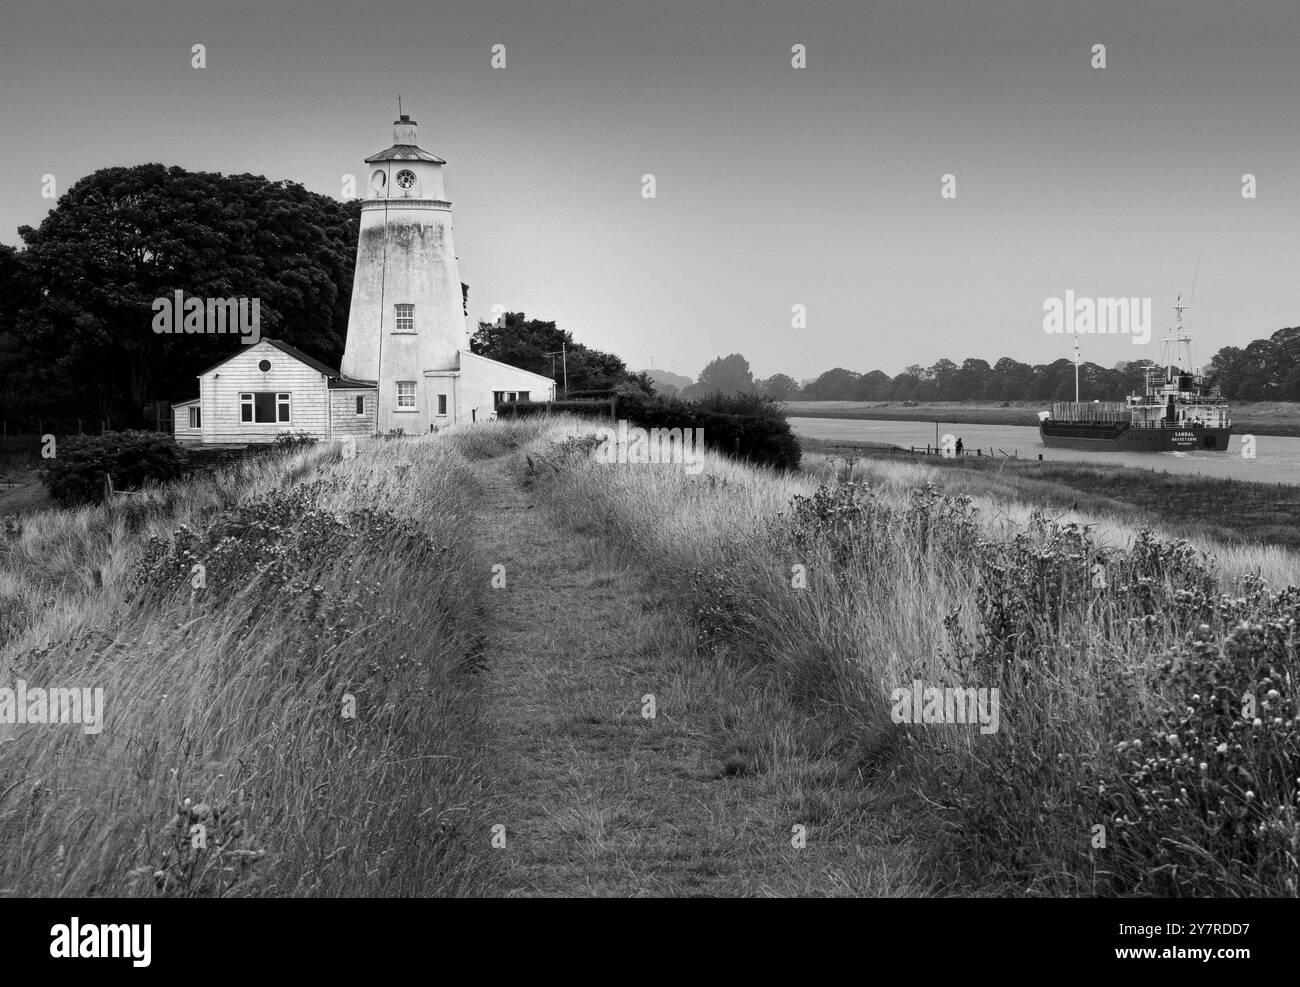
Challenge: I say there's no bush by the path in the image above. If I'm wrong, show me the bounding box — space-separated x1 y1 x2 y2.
621 391 801 471
506 391 801 470
41 430 186 505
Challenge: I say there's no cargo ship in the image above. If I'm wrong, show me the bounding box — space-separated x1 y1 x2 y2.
1038 298 1232 452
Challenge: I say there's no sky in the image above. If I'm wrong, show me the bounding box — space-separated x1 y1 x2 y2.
1 0 1297 382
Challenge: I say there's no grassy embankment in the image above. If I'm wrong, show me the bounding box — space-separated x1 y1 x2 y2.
784 399 1300 438
3 417 1296 896
518 417 1300 896
0 436 498 896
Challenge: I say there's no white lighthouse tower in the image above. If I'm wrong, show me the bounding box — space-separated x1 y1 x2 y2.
342 112 467 432
342 112 556 433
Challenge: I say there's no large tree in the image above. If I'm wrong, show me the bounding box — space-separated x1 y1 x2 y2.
850 369 892 401
758 373 799 400
8 164 361 427
951 358 992 401
690 353 757 397
803 367 860 401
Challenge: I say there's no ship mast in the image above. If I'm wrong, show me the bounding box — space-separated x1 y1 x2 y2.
1163 295 1194 374
1074 330 1080 402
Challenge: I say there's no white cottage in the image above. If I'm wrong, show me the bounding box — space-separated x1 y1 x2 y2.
172 338 377 445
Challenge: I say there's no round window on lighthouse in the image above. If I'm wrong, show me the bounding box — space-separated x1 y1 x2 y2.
369 170 387 192
395 169 416 190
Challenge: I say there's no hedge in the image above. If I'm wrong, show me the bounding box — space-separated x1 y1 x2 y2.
501 399 613 420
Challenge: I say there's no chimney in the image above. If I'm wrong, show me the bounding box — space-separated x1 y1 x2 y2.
393 114 418 146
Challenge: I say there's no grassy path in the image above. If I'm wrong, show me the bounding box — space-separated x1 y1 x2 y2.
470 448 921 897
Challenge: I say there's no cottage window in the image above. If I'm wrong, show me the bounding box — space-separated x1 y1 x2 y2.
396 381 417 409
188 406 201 428
355 395 365 416
437 394 448 416
394 304 415 333
240 392 291 423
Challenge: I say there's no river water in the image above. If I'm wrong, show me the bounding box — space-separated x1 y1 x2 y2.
788 416 1300 486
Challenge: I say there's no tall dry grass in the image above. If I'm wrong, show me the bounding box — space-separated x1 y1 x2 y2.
0 436 498 896
520 419 1300 896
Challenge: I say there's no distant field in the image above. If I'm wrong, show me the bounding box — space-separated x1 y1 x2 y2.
782 400 1300 437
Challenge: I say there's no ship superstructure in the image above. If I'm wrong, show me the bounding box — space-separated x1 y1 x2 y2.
1038 298 1232 452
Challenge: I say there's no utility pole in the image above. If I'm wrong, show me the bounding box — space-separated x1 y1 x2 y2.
544 343 568 398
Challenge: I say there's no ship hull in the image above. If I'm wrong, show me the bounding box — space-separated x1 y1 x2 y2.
1039 422 1232 452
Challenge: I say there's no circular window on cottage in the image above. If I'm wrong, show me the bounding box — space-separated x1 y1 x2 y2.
395 169 416 190
258 359 271 372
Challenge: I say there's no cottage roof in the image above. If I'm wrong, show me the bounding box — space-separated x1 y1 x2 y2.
198 338 376 389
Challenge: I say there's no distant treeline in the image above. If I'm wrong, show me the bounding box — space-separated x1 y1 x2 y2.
664 327 1300 404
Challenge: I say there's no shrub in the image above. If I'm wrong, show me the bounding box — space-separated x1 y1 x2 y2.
618 390 801 471
271 431 318 450
1097 588 1300 896
40 430 187 505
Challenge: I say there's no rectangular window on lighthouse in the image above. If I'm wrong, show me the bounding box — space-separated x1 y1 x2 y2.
394 304 415 333
396 381 416 409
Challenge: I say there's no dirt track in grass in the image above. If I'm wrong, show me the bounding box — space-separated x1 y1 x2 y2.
469 449 921 897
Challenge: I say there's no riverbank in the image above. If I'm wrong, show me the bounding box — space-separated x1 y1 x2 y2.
800 435 1300 553
783 400 1300 437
